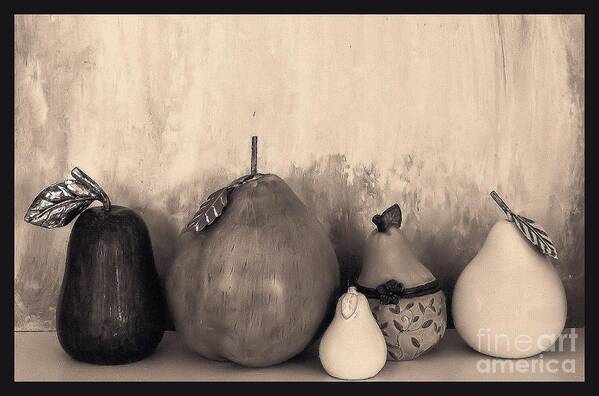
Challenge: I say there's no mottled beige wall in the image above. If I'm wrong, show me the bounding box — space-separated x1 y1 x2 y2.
14 15 584 330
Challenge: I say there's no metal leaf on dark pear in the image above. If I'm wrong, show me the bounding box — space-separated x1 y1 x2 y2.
24 167 111 229
490 191 558 259
182 173 264 234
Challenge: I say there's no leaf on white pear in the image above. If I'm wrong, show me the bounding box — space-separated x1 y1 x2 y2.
490 191 558 259
512 214 558 259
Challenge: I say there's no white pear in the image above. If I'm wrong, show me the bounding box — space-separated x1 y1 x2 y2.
319 287 387 380
452 220 567 358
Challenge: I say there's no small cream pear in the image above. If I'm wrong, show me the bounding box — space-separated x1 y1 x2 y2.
319 287 387 380
452 192 567 359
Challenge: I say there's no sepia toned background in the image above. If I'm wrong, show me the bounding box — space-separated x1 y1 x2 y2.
14 15 584 331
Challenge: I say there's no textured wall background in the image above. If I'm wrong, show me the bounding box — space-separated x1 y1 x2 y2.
14 15 584 331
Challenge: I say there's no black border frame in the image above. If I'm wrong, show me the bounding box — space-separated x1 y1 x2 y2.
3 1 592 387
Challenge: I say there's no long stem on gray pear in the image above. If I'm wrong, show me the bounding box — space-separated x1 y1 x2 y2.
251 136 258 175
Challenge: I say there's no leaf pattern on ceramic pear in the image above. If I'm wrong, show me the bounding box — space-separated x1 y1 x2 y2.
411 337 421 348
388 349 402 361
422 319 433 329
388 305 401 314
393 320 403 332
367 290 447 361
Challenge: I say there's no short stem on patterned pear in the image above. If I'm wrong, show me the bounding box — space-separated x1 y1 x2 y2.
372 214 386 232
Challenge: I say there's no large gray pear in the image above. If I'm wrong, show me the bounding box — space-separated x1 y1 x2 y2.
167 174 340 367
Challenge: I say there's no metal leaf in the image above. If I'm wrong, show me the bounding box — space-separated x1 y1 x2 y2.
490 191 558 259
381 203 402 228
24 168 108 229
182 173 264 234
512 213 558 259
372 203 402 232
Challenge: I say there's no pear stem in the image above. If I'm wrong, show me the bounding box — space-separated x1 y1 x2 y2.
71 167 111 212
372 214 386 232
251 136 258 175
372 204 402 232
490 191 511 219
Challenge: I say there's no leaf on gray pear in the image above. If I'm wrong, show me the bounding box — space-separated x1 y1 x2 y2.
413 315 420 322
379 321 388 329
419 302 426 314
422 320 433 328
405 302 414 310
182 173 264 234
411 337 420 348
24 167 109 229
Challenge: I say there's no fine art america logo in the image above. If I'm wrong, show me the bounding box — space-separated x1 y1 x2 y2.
475 328 579 375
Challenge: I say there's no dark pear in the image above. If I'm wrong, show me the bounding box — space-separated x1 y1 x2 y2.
57 206 165 365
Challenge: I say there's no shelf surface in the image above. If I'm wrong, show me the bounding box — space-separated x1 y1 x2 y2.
15 328 584 381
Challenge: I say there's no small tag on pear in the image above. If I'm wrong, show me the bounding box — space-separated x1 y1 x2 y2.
341 289 359 319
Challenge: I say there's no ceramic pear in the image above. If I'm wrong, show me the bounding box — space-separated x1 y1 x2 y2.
357 204 447 361
319 287 387 380
452 192 567 358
